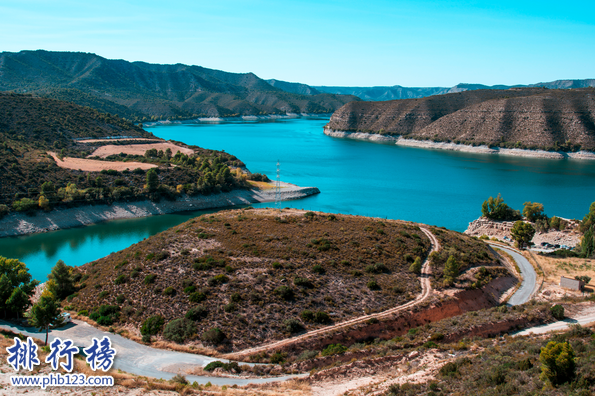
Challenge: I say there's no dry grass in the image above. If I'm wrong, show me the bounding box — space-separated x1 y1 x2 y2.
532 254 595 285
247 180 275 190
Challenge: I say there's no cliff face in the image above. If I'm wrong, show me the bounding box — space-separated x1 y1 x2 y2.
325 88 595 151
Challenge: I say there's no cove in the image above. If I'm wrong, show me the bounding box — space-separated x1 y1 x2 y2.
2 116 595 282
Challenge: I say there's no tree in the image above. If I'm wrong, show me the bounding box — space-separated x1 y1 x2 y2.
146 168 159 192
443 255 459 285
0 256 39 318
46 260 75 300
539 341 575 385
163 318 196 343
409 256 422 274
523 202 545 222
6 287 30 319
575 275 591 285
580 227 594 258
510 221 535 249
38 195 51 211
28 295 62 345
579 201 595 233
481 194 521 221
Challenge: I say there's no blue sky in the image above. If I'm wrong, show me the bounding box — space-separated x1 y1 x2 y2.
1 0 593 86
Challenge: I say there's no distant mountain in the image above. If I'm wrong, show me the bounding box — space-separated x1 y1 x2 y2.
266 79 321 95
325 88 595 152
303 80 595 101
0 50 358 121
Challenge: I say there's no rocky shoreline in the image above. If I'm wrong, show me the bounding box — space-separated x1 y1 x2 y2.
0 183 320 238
324 129 595 160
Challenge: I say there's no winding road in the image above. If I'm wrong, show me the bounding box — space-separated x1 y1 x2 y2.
0 319 299 386
489 243 537 306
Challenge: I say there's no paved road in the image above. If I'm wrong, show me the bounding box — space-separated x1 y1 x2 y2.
0 319 300 386
514 310 595 336
489 244 537 306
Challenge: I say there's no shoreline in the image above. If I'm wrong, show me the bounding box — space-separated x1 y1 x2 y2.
0 183 320 238
144 113 332 126
324 129 595 160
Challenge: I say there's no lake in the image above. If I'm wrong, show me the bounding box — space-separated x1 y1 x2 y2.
2 116 594 281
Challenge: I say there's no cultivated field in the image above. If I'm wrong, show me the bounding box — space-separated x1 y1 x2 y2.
49 152 157 172
89 142 195 158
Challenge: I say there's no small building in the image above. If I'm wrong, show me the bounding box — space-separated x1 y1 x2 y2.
560 276 584 291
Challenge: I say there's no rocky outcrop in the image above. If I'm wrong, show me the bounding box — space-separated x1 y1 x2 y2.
325 88 595 152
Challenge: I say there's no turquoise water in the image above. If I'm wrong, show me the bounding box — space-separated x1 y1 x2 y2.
2 116 594 282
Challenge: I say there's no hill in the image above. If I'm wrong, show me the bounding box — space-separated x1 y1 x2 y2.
0 50 358 121
324 88 595 152
0 92 249 214
312 79 595 101
67 208 503 352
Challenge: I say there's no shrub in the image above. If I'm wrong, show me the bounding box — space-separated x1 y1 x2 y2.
189 291 207 303
409 256 422 274
155 251 170 261
144 274 157 284
539 341 576 385
89 312 100 321
163 318 197 343
162 287 175 296
312 264 325 274
204 361 241 373
314 311 331 324
142 334 151 343
0 204 9 219
294 277 313 288
12 198 37 213
284 318 304 334
230 292 241 302
98 291 109 299
185 306 208 321
96 316 113 326
184 285 197 294
367 279 380 290
300 310 314 322
270 352 286 364
201 328 225 345
321 344 348 356
77 309 88 316
114 275 127 285
116 294 126 304
275 286 294 300
297 350 318 361
304 211 315 219
141 315 164 335
224 303 236 312
551 304 565 320
207 274 229 286
272 261 282 269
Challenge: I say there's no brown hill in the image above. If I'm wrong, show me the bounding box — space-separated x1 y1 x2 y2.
68 208 502 352
325 88 595 151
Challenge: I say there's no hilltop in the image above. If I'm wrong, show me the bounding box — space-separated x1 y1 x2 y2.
0 92 253 215
67 208 504 353
0 50 358 121
325 88 595 152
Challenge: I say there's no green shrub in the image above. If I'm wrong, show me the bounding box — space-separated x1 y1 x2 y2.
551 304 565 320
312 264 325 274
189 291 207 303
114 275 127 285
163 318 197 343
274 286 294 300
207 274 229 286
142 334 151 343
204 361 241 373
185 306 208 321
201 328 225 345
145 253 155 261
162 287 175 296
77 309 88 316
272 261 282 269
89 312 100 321
224 303 236 312
12 198 37 213
300 310 314 322
321 344 347 356
184 285 197 294
314 311 331 324
270 352 286 364
539 341 576 385
96 316 113 326
98 291 109 299
141 315 164 336
144 274 157 284
0 204 9 219
230 292 241 302
284 318 304 334
293 277 313 288
155 251 170 261
116 294 126 304
367 279 380 290
224 265 234 273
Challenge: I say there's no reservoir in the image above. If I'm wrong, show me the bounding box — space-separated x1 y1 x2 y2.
2 116 594 281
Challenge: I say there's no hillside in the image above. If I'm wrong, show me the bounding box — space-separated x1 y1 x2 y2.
0 92 248 213
67 208 502 352
325 88 595 152
0 50 357 120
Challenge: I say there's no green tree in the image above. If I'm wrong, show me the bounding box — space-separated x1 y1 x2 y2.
38 195 51 211
0 256 39 318
522 201 545 222
46 260 75 300
443 255 459 285
146 168 159 192
579 201 595 233
409 256 422 274
575 275 591 285
40 181 56 200
539 341 576 385
481 194 521 221
580 227 594 258
6 287 30 319
510 221 535 249
28 295 62 345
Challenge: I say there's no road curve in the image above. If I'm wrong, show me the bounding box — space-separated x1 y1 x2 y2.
0 319 300 386
226 227 440 359
489 244 537 306
514 310 595 336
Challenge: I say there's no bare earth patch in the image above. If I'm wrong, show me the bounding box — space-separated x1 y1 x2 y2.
533 254 595 286
90 142 194 158
78 138 158 143
49 152 157 172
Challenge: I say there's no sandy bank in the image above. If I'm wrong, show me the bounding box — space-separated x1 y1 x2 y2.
0 183 320 237
324 129 595 160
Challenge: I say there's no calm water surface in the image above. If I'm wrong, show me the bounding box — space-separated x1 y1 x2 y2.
2 116 594 281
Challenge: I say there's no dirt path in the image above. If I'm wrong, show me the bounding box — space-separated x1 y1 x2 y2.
225 227 440 359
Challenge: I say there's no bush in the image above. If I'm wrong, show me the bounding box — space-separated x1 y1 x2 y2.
184 285 197 294
270 352 286 364
142 334 152 343
116 294 126 304
312 264 325 274
293 277 313 288
367 279 380 290
163 318 197 343
551 304 565 320
272 261 282 269
0 204 9 219
185 306 208 321
144 274 157 284
98 291 109 299
96 316 113 326
201 328 225 345
274 286 294 300
314 311 331 324
207 274 229 286
539 341 576 385
321 344 348 356
189 291 207 303
141 315 164 336
230 292 241 302
224 303 236 312
300 310 314 322
77 309 88 316
114 275 127 285
284 318 304 334
162 287 175 296
204 361 241 373
12 198 37 213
